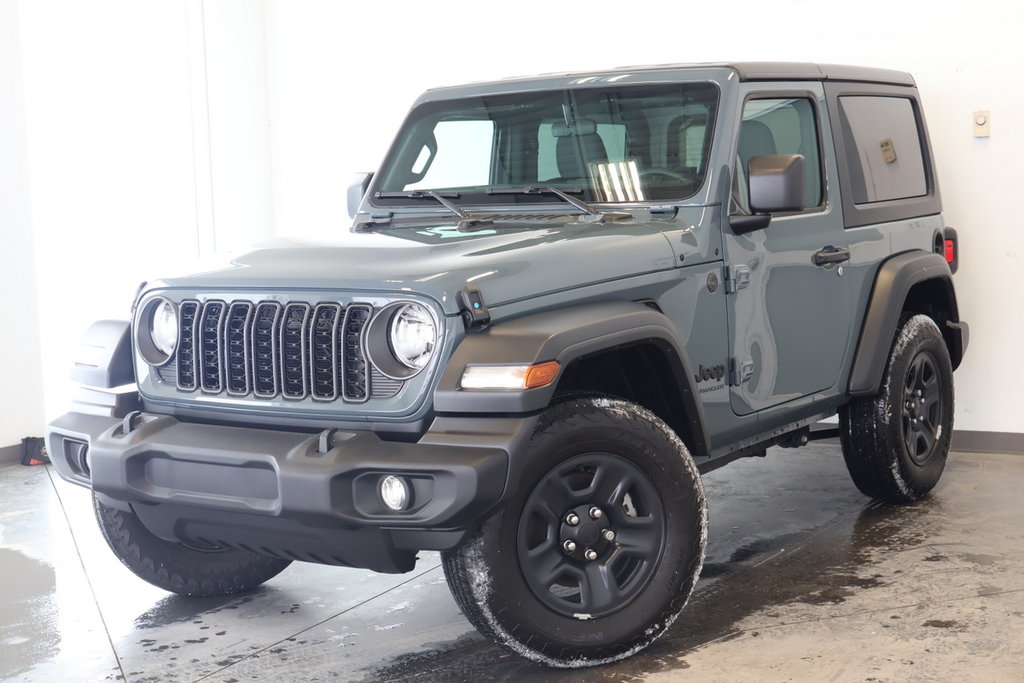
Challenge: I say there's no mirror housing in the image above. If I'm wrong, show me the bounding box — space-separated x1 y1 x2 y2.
748 154 805 213
347 172 374 219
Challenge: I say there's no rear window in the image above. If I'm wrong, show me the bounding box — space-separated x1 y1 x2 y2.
837 96 927 203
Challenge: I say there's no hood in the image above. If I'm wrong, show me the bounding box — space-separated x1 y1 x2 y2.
156 218 677 315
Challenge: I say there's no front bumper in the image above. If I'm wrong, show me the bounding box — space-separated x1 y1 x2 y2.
46 411 510 573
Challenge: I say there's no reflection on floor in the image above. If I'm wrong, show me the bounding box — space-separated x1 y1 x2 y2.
2 443 1022 682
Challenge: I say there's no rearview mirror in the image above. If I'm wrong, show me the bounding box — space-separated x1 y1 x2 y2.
347 172 374 218
748 154 805 213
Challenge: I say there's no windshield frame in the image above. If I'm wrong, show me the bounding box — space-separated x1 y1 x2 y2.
369 80 721 211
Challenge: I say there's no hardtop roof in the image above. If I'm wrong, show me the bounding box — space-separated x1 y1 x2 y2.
423 61 915 97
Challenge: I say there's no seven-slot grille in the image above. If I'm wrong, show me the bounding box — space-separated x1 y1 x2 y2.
173 299 374 402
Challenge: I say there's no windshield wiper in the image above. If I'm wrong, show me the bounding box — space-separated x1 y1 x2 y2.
374 190 493 230
487 186 605 223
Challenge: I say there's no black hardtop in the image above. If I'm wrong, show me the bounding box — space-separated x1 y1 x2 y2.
425 62 916 95
619 61 916 86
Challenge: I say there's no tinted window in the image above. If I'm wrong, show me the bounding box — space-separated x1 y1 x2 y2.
375 84 719 205
838 96 926 203
735 97 822 212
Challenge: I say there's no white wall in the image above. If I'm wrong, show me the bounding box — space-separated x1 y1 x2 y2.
14 1 204 421
5 0 1022 435
0 0 45 448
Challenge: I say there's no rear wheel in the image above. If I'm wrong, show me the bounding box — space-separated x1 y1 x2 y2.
94 495 291 596
442 397 706 667
840 314 954 502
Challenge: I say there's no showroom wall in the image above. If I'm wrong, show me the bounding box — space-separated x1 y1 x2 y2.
0 0 44 451
3 0 1021 443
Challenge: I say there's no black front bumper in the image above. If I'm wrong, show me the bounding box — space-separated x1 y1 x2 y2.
46 411 512 573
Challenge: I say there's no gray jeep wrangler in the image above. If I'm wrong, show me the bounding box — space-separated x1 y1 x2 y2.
47 62 968 667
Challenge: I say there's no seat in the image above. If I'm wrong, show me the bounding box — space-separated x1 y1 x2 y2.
554 126 609 184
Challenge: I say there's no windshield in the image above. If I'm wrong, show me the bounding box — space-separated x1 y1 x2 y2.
374 83 719 207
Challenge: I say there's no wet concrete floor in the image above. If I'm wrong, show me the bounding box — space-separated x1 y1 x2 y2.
1 442 1022 681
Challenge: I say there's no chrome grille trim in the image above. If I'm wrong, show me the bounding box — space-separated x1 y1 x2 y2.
162 297 401 403
280 303 311 400
225 302 254 396
199 300 226 393
175 300 200 390
252 302 282 398
310 303 342 401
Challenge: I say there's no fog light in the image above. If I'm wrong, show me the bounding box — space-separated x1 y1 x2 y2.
379 475 410 511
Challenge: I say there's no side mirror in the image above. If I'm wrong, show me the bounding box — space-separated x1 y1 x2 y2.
748 154 805 213
347 172 374 219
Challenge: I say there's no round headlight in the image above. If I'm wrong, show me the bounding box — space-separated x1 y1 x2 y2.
150 300 178 357
388 303 436 370
136 297 178 366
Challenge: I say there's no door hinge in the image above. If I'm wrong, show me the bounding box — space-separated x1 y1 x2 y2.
731 355 754 386
724 264 751 294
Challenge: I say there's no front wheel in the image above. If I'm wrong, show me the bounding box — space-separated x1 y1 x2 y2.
94 495 291 597
442 397 707 667
840 314 954 502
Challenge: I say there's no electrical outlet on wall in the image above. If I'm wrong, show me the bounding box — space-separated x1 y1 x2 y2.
974 111 991 138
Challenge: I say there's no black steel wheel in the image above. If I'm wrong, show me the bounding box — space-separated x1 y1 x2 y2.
517 452 666 619
840 314 954 502
902 350 944 465
443 397 706 667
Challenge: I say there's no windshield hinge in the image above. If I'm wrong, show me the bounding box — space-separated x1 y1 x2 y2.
730 355 754 386
649 206 678 218
355 212 393 231
724 264 751 294
458 285 490 332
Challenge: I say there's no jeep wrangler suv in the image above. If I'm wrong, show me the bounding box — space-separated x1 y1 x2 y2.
47 62 967 667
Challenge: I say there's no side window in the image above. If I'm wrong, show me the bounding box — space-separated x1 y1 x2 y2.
837 96 926 203
736 97 823 211
405 120 495 190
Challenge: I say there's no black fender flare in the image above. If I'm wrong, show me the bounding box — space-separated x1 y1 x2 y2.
848 251 967 397
433 300 710 459
71 320 135 388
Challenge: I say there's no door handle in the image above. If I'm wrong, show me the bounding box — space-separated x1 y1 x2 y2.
814 246 850 266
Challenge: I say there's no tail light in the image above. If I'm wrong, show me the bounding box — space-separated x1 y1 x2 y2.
942 227 959 274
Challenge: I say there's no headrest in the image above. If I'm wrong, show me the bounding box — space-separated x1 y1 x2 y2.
552 119 598 137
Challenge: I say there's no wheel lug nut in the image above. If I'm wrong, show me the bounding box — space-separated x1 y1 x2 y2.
566 513 579 526
589 506 603 520
563 540 576 553
585 549 598 561
603 529 616 541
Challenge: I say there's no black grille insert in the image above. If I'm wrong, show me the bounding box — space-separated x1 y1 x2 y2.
199 301 226 393
225 302 254 395
175 300 199 390
342 304 372 402
252 302 281 398
280 303 311 400
310 304 341 401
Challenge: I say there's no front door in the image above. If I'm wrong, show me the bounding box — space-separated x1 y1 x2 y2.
723 83 852 416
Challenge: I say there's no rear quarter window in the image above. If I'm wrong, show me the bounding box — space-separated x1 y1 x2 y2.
837 96 927 203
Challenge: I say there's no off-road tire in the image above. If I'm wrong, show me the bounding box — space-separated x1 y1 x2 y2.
840 314 954 502
442 397 707 667
94 495 291 596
